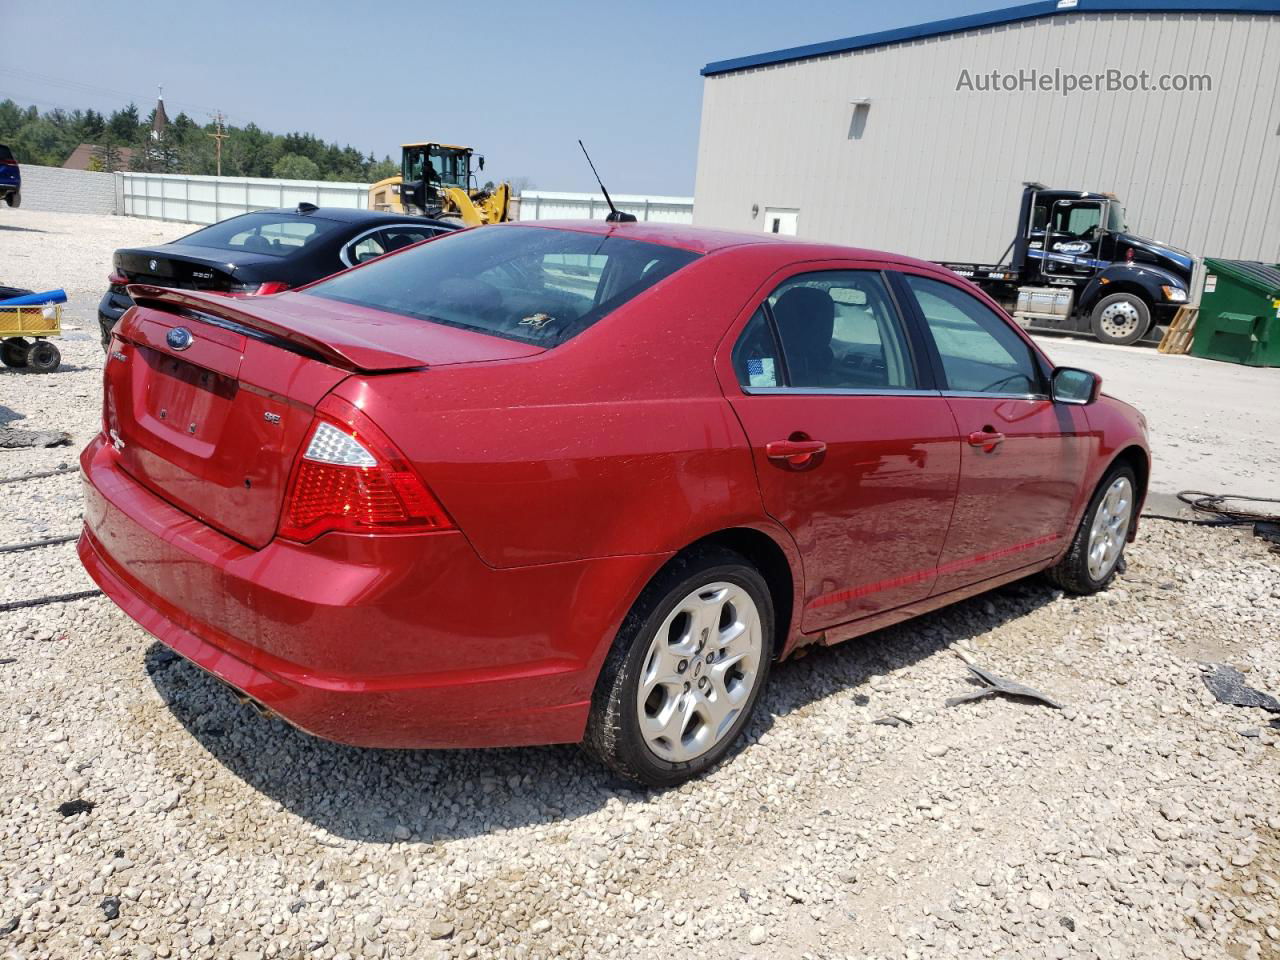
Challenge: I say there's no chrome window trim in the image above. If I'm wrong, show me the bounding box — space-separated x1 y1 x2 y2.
940 390 1051 401
742 386 942 398
338 223 439 268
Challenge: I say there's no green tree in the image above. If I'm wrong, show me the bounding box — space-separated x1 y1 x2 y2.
92 137 123 173
273 153 320 180
108 103 141 142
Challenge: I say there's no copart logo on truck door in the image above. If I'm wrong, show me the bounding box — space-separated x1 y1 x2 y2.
1053 240 1092 254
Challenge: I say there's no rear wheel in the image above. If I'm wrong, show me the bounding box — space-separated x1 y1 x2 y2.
584 546 774 787
1090 293 1150 346
1047 464 1137 594
1 337 30 368
25 340 60 373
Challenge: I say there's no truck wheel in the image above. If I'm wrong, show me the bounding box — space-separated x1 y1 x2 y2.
1090 293 1150 346
2 337 30 367
25 340 60 373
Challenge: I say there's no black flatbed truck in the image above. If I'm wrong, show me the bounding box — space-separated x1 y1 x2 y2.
937 182 1196 345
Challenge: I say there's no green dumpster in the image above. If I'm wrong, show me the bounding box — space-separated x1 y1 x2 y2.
1191 258 1280 366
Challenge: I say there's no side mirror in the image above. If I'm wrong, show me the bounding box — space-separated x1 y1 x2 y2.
478 155 485 171
1051 366 1102 405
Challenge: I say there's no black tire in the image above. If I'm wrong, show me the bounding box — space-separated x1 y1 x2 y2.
1090 292 1151 346
1046 464 1138 595
584 545 775 787
25 340 60 373
1 337 30 368
5 190 19 209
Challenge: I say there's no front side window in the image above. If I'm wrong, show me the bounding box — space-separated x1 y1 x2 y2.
1050 202 1102 239
178 213 338 258
310 225 699 345
903 274 1042 396
734 270 916 391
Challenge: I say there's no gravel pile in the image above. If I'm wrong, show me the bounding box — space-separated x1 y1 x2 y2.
2 211 1278 960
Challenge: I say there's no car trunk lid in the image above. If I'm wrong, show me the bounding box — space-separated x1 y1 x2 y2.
105 288 543 548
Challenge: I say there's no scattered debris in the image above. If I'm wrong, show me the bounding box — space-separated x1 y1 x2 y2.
1201 664 1280 713
288 900 305 914
99 896 120 921
0 589 102 614
0 464 78 485
0 917 17 936
946 650 1065 710
0 658 15 666
0 533 79 555
872 714 914 727
1060 916 1076 932
0 426 71 449
56 798 94 818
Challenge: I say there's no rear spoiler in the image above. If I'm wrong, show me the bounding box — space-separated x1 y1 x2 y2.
125 285 427 373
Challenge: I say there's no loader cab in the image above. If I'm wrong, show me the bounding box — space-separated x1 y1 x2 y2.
402 143 474 191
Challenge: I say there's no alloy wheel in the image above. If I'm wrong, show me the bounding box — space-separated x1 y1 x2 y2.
635 581 763 763
1087 476 1133 580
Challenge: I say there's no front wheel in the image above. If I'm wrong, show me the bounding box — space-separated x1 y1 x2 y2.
1047 465 1137 594
1090 293 1151 346
584 546 774 787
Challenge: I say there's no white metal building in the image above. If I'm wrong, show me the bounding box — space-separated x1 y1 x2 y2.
694 0 1280 262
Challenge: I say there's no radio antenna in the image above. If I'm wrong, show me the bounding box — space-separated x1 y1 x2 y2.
578 140 637 223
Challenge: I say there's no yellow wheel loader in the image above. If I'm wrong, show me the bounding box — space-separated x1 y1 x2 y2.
368 142 511 227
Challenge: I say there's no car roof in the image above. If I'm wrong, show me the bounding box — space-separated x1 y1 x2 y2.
505 219 947 272
250 207 458 229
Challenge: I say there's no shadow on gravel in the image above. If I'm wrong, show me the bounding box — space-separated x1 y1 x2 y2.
0 224 47 234
146 575 1059 843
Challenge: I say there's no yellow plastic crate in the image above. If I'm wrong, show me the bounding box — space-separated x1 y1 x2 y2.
0 303 62 338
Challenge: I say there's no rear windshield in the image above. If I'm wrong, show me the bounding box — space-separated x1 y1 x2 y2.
0 145 14 164
176 212 341 258
309 225 700 345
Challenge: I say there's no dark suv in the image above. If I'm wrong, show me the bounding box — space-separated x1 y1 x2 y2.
0 144 20 208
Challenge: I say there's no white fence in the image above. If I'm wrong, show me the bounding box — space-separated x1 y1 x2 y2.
517 190 694 224
33 170 697 227
116 171 370 224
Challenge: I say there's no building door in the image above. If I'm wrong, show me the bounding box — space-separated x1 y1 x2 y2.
763 208 799 235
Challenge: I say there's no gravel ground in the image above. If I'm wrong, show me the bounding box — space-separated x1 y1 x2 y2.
2 210 1279 960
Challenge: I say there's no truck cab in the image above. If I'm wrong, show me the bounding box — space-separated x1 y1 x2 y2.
942 183 1195 345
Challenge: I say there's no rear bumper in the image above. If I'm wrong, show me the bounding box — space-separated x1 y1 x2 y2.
79 434 661 748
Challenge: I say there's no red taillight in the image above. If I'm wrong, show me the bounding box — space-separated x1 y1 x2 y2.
255 281 291 295
108 272 128 286
278 396 453 542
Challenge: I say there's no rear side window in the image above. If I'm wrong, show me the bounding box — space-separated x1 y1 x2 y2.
310 226 700 345
0 145 14 164
734 270 916 391
177 213 341 258
903 274 1042 395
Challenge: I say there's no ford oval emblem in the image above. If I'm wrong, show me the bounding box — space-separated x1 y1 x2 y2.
166 326 194 351
149 259 158 272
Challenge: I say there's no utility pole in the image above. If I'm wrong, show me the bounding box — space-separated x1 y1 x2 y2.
208 111 228 177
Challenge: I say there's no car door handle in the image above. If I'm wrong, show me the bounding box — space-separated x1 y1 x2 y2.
765 439 827 467
967 430 1005 452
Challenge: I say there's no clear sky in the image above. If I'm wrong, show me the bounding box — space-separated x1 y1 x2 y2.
7 0 998 196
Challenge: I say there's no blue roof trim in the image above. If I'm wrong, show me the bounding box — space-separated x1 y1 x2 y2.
700 0 1280 76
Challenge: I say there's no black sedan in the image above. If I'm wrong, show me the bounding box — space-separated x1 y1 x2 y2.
98 204 458 348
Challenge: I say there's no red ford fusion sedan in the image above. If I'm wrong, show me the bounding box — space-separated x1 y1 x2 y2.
79 221 1148 786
